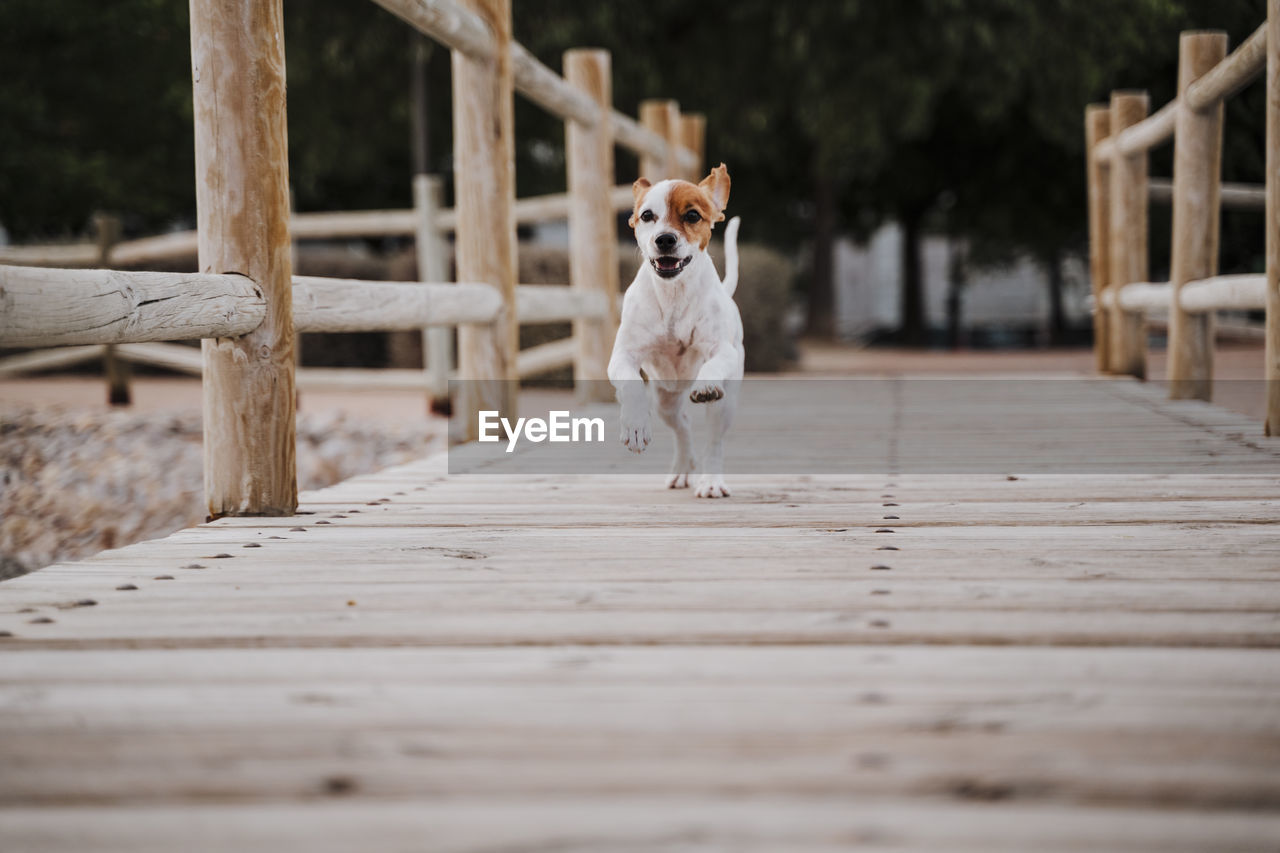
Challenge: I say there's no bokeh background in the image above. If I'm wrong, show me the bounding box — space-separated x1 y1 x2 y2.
0 0 1267 346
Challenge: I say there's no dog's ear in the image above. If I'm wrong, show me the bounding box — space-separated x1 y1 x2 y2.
628 178 652 228
698 164 730 223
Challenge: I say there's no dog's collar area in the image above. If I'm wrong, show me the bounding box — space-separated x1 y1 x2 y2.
651 255 692 279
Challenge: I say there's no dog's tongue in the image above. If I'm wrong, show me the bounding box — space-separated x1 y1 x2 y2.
656 257 681 270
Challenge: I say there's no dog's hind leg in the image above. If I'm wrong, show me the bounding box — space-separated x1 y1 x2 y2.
695 386 737 498
656 388 696 489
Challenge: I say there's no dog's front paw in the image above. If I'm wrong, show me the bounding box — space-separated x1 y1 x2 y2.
619 416 651 453
689 381 724 404
666 472 690 489
695 475 730 498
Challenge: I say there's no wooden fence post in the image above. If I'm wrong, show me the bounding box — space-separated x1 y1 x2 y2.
680 113 706 181
1108 90 1150 379
1169 31 1227 402
565 49 619 402
190 0 297 517
93 213 130 406
1085 105 1112 374
414 173 453 407
452 0 517 440
639 99 680 180
1269 0 1280 434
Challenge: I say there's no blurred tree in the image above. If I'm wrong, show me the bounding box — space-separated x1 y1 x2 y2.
0 0 1267 348
0 0 193 239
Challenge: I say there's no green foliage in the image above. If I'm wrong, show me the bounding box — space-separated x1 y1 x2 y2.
0 0 193 239
0 0 1268 289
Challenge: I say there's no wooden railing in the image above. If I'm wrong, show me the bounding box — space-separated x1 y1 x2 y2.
1085 7 1280 435
0 0 708 516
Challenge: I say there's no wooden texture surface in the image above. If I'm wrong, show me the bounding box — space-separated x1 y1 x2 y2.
1169 32 1227 402
2 376 1279 850
1085 104 1112 373
1268 0 1280 435
190 0 297 517
0 267 264 348
1108 91 1151 379
639 99 681 180
565 49 619 400
451 0 517 439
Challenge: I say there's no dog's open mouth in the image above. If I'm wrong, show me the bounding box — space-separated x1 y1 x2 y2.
652 255 691 278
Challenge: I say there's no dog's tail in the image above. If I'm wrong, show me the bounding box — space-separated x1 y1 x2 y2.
721 216 741 296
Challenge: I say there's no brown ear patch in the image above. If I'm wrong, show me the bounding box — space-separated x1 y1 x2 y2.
628 178 652 228
666 181 716 250
697 163 730 223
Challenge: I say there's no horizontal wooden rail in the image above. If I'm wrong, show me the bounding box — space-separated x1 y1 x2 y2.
1099 274 1266 314
1179 273 1267 312
515 336 575 377
1184 23 1267 110
292 276 501 332
0 344 108 378
1149 178 1266 209
1094 27 1267 162
0 243 99 267
0 186 640 269
369 0 496 61
1095 101 1176 160
515 285 609 324
510 42 598 126
0 266 265 348
369 0 695 171
2 263 617 351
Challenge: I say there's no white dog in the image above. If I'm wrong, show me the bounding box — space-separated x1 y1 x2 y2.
607 163 744 498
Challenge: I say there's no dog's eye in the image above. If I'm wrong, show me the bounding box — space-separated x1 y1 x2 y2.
639 210 656 223
683 210 701 224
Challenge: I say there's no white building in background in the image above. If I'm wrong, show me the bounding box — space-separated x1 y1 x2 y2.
833 223 1092 342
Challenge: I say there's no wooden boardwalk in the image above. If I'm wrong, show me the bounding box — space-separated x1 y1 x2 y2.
2 377 1280 851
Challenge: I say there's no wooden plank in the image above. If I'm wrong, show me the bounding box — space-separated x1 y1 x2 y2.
2 377 1279 848
1085 104 1112 372
191 0 297 517
1268 0 1280 435
292 277 501 331
1168 31 1227 401
1184 22 1268 110
1108 91 1150 378
4 799 1278 853
0 267 263 348
516 336 575 377
451 0 517 438
565 48 620 398
0 345 106 378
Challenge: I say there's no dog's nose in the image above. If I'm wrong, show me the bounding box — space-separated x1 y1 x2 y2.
655 232 677 252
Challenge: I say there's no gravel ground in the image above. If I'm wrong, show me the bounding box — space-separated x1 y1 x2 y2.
0 405 445 579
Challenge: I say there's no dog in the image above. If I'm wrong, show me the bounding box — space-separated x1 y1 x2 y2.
607 163 744 498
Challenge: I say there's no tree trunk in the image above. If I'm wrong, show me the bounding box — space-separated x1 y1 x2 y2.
805 174 837 338
900 208 926 346
1044 250 1066 347
946 239 967 350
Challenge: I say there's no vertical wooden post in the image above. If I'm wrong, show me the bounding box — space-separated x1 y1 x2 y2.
93 213 130 406
414 174 453 406
639 99 680 180
1169 31 1227 402
190 0 297 517
1268 0 1280 434
1085 105 1112 374
452 0 517 440
1108 91 1150 379
565 49 619 402
680 113 706 182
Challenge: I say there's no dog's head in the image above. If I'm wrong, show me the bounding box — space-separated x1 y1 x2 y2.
628 163 730 280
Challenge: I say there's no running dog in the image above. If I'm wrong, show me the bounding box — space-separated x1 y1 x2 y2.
607 163 743 498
